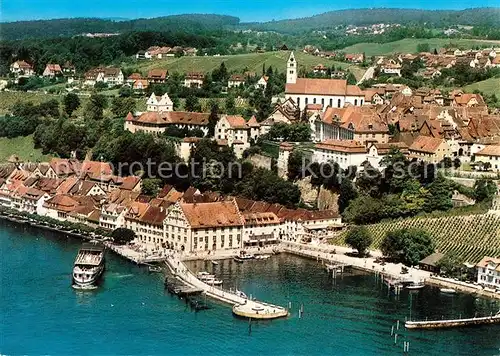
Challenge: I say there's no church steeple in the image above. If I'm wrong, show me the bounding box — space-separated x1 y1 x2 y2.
287 51 297 84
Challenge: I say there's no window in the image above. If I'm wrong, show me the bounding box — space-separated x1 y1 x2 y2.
337 99 341 108
354 99 358 106
329 99 333 107
305 98 309 105
313 98 316 104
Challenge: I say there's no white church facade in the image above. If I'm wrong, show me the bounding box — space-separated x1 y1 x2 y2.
284 52 365 111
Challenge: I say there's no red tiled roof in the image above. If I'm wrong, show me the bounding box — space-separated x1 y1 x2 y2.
315 139 367 153
409 135 444 154
130 111 209 126
285 78 349 96
180 200 243 229
475 145 500 157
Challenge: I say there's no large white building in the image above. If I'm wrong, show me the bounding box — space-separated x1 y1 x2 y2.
312 140 368 170
285 52 365 111
476 256 500 290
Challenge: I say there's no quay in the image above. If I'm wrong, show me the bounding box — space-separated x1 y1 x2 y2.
405 312 500 329
164 254 289 320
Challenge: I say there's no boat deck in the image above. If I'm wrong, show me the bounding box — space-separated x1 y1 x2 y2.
75 251 103 266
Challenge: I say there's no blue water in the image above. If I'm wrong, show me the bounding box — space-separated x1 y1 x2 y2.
1 220 499 355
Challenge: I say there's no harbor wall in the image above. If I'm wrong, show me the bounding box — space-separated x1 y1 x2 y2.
426 276 500 300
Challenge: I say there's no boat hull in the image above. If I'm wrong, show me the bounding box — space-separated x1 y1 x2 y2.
72 263 105 288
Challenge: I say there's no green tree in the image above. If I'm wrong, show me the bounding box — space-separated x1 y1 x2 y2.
225 95 236 114
338 177 358 214
63 93 80 116
111 228 136 245
380 228 435 266
185 93 201 112
345 226 373 256
417 43 430 53
424 175 452 212
85 94 108 120
474 179 498 203
119 86 134 97
207 100 219 136
287 150 306 181
142 178 163 196
111 97 136 118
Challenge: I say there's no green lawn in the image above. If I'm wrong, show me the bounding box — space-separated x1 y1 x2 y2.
341 38 500 56
0 135 52 163
0 91 62 116
463 77 500 96
128 51 366 81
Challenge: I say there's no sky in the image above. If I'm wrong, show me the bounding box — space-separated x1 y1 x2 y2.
1 0 498 23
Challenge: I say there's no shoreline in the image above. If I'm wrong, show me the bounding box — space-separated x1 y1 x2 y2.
1 213 499 301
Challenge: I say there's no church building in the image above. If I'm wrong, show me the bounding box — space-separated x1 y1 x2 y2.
285 52 365 111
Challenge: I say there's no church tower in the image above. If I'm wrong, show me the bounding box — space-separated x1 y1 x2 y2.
287 52 297 84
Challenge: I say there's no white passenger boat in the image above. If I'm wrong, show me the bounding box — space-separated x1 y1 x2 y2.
406 283 425 290
72 243 105 288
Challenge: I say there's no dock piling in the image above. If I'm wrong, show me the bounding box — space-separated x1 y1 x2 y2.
394 334 398 345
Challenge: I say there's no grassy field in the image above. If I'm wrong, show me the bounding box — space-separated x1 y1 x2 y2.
0 91 146 116
0 135 52 163
463 77 500 96
331 214 500 263
341 38 500 56
129 51 366 81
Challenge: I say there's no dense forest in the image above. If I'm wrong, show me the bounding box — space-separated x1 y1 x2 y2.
245 8 500 33
1 14 239 41
2 8 500 41
0 31 219 75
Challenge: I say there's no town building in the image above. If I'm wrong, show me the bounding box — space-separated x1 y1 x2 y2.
184 72 204 88
228 74 245 88
408 135 451 163
42 64 62 77
146 92 174 112
124 111 209 136
476 256 500 290
163 200 244 252
215 115 254 158
10 60 34 77
312 139 368 170
84 67 124 86
147 69 168 83
474 145 500 171
285 52 365 111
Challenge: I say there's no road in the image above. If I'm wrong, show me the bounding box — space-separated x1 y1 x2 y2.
357 66 375 85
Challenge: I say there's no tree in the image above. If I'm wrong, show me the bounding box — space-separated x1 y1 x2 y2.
111 97 136 118
417 43 430 53
225 95 236 114
474 179 498 203
380 228 435 266
119 86 134 97
440 157 452 169
436 252 465 278
424 175 452 212
338 177 358 214
185 93 201 112
142 178 163 196
111 228 136 245
345 226 373 257
453 157 461 169
63 93 80 116
84 94 108 120
287 150 306 181
207 100 219 137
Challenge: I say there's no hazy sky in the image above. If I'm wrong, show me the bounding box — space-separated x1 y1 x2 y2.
1 0 497 23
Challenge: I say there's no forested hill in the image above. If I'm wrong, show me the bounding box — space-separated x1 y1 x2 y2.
243 8 500 33
1 14 240 41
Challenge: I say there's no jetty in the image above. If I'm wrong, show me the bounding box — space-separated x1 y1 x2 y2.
405 312 500 329
164 254 288 320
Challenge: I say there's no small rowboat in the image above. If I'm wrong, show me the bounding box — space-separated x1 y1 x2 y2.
440 288 456 294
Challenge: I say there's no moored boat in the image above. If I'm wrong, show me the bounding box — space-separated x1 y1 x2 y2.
233 256 244 263
440 288 457 294
210 260 219 265
406 283 425 290
148 265 162 273
72 243 105 288
254 254 271 260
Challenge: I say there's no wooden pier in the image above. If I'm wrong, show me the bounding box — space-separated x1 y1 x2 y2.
405 312 500 329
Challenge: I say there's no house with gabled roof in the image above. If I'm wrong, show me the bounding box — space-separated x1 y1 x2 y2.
215 115 252 157
409 135 451 163
125 110 210 136
146 92 173 112
10 60 34 77
43 64 62 77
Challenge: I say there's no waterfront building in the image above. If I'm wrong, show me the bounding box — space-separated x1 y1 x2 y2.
99 203 128 230
126 203 167 250
242 212 281 247
163 200 244 252
476 256 500 290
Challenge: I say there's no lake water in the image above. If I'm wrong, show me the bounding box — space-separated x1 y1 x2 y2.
1 220 499 355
